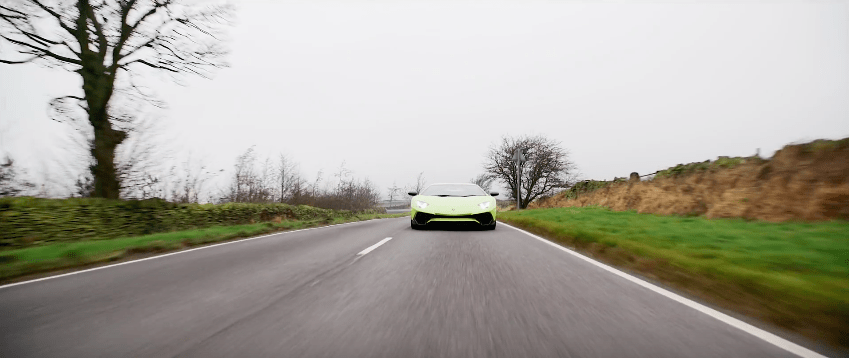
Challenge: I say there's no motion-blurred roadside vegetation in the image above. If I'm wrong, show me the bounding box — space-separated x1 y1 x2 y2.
0 143 388 248
0 197 388 250
0 210 404 282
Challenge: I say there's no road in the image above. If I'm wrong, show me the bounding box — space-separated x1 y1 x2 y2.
0 217 830 357
385 208 411 214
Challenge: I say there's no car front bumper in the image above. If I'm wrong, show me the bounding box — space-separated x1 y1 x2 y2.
411 208 497 226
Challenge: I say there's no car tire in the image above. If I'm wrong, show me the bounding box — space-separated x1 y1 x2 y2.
411 220 422 230
484 222 496 230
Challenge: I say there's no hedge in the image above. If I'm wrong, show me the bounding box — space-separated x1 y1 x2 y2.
0 197 373 249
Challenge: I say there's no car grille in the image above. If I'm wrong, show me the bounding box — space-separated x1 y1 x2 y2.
414 212 494 225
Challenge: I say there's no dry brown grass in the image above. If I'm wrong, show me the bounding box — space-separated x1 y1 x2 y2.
534 138 849 222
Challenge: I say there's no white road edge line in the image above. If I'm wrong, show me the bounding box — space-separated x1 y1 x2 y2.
0 218 399 291
500 222 829 358
357 237 392 256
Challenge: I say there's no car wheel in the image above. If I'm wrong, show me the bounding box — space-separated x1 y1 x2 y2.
411 220 422 230
484 222 496 230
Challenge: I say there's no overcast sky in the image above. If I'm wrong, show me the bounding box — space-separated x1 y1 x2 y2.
1 0 848 198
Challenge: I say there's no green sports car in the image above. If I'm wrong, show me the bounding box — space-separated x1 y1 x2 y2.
408 183 499 230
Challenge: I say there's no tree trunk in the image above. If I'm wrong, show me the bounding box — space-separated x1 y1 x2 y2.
90 122 123 199
81 67 123 199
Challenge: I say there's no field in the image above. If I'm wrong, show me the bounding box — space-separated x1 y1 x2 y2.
498 206 849 347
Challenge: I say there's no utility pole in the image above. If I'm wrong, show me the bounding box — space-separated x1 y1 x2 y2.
512 147 525 210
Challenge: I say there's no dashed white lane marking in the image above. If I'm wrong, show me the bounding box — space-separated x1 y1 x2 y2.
0 218 403 290
357 237 392 256
501 222 828 358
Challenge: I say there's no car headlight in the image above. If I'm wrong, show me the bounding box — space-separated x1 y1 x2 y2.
478 201 491 210
416 200 429 209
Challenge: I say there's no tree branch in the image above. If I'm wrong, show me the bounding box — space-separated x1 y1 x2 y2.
120 58 177 72
0 13 82 59
82 0 108 56
29 0 78 36
112 0 171 67
0 55 42 64
128 0 171 33
1 34 82 65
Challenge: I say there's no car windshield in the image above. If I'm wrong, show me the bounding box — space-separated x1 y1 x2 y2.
420 184 488 197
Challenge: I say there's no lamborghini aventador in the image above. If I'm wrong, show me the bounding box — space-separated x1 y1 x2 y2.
408 183 498 230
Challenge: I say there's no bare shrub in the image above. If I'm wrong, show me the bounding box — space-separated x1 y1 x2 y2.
218 148 381 211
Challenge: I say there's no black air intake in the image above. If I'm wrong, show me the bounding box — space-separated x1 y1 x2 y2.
414 212 493 225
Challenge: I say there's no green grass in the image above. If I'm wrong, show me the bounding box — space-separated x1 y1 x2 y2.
498 206 849 346
0 212 405 282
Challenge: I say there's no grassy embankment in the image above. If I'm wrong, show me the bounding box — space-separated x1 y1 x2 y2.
536 138 849 222
0 197 405 283
499 206 849 348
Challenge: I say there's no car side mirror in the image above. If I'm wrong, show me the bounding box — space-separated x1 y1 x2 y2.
489 192 499 196
408 191 418 196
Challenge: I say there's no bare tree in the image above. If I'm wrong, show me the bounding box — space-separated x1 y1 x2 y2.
287 164 308 205
221 146 274 203
216 149 382 211
470 173 495 192
483 135 576 209
222 146 254 203
406 171 427 194
73 173 94 197
0 0 232 199
166 155 217 203
116 115 170 198
258 157 275 201
275 153 296 203
347 177 382 211
51 87 165 199
333 161 352 192
0 155 35 197
311 169 323 198
221 147 288 203
387 181 402 207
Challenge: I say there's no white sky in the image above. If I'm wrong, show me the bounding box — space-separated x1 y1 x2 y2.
1 0 848 198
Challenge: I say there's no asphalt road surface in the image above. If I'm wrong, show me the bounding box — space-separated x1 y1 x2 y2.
0 218 831 357
385 208 411 214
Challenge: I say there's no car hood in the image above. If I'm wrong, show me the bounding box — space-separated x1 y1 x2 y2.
412 195 494 214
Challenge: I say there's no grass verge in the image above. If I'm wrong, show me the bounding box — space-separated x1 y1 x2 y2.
498 206 849 349
0 212 406 284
